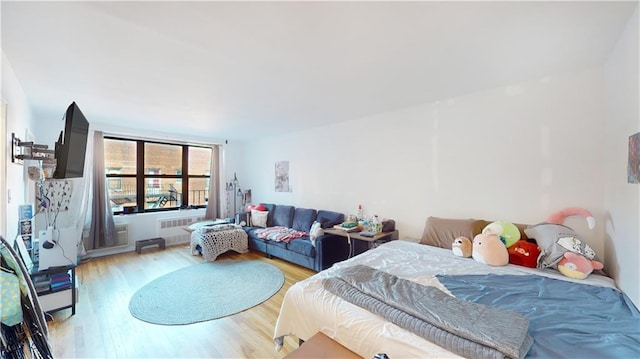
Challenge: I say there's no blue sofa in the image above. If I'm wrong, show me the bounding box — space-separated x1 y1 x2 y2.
242 203 348 272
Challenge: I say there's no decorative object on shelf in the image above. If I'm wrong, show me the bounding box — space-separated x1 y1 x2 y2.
18 204 34 255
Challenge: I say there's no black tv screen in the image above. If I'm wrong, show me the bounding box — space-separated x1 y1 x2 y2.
53 102 89 179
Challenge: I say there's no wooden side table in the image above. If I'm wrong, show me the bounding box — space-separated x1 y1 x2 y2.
284 332 361 359
324 228 399 257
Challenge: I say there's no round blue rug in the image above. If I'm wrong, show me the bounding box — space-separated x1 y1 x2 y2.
128 260 284 325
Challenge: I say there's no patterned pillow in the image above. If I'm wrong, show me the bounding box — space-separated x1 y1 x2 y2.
251 210 269 228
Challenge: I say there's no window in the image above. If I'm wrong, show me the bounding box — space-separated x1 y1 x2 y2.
106 167 123 191
147 168 161 190
104 137 213 214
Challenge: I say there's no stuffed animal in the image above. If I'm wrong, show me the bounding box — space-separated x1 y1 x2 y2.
557 251 604 280
472 233 509 266
452 236 472 258
547 207 595 229
482 221 521 248
508 240 541 268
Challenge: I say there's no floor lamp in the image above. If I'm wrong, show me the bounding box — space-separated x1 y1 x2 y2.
232 173 241 214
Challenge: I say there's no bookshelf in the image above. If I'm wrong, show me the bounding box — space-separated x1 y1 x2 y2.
29 264 76 316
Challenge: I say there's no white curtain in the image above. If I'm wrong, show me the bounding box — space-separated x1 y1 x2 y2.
205 145 221 220
83 131 116 250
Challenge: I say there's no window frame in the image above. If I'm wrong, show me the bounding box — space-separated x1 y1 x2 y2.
104 136 212 214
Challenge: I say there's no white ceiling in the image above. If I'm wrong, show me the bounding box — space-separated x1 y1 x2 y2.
1 1 637 142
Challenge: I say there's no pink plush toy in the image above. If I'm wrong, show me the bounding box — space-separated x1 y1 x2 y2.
557 252 604 280
472 233 509 266
547 207 595 229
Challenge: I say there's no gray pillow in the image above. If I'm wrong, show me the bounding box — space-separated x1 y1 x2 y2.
524 223 597 269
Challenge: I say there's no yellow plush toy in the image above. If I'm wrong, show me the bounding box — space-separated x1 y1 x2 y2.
452 236 472 258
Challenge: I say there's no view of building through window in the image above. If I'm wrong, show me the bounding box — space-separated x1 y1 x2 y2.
104 138 212 213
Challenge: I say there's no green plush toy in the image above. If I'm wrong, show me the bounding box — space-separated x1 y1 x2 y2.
483 221 521 248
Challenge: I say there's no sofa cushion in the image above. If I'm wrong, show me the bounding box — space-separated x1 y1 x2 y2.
260 203 277 227
268 240 288 250
293 208 317 233
287 237 316 257
420 217 489 249
251 209 269 227
316 210 345 229
272 205 295 228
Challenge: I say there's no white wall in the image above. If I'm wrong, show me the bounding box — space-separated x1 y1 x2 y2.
603 6 639 308
244 67 607 259
2 52 35 244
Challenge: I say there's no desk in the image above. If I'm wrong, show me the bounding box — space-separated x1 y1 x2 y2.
324 228 399 257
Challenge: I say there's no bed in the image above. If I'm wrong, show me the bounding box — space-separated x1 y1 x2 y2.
274 237 640 358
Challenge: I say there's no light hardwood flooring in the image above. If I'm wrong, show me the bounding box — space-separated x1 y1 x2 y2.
46 244 315 358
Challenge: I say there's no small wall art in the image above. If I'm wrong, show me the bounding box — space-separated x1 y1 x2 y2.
628 132 640 184
37 179 73 212
275 160 291 192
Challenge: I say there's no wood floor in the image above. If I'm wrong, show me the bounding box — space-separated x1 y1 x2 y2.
46 244 315 358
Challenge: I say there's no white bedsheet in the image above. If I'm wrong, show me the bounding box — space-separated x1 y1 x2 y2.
273 240 616 359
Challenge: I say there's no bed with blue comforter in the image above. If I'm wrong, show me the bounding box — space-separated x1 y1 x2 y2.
274 240 640 359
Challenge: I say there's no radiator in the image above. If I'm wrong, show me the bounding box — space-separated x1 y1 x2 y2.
83 224 129 248
114 223 129 246
156 215 205 245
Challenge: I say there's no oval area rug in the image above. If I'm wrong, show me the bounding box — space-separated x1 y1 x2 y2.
129 260 284 325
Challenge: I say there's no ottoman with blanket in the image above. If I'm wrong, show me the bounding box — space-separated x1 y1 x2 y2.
189 222 248 261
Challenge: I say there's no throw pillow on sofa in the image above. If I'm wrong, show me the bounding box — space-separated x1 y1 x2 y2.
309 221 324 247
251 209 269 228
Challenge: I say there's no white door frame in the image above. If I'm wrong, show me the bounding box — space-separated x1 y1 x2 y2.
1 99 7 238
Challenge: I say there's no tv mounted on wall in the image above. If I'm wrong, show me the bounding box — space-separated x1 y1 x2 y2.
53 102 90 179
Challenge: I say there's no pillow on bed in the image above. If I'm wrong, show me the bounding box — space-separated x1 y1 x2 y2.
251 210 269 228
524 223 599 269
420 217 489 249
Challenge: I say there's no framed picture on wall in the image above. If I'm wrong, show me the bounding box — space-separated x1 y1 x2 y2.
275 160 291 192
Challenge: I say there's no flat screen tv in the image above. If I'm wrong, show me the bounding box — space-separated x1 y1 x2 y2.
53 102 90 179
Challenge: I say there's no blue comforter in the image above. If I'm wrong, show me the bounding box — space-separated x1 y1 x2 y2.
437 274 640 359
